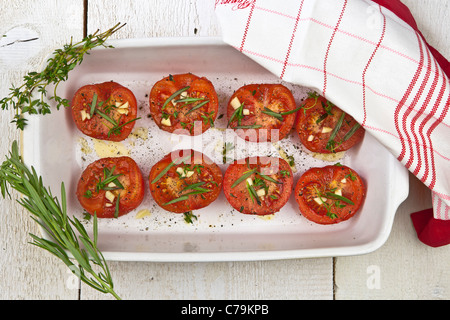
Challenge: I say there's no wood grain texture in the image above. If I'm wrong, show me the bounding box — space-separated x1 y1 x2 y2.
0 0 85 300
0 0 449 300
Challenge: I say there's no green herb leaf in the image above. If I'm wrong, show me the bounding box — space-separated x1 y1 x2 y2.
325 192 355 205
185 99 210 115
183 211 198 224
0 23 126 130
151 154 192 184
0 140 120 299
231 168 257 188
326 111 346 152
162 86 190 109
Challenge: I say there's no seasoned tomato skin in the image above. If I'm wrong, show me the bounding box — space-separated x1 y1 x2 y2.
223 156 294 215
76 156 145 219
148 149 223 213
227 84 297 143
295 94 365 153
149 73 219 136
294 165 365 224
71 81 139 141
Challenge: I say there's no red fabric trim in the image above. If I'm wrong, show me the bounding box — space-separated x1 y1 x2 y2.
411 209 450 247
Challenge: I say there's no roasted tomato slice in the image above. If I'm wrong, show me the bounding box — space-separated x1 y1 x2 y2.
227 84 298 142
295 93 365 153
71 81 139 141
223 156 294 215
76 156 145 219
149 150 223 213
149 73 219 135
294 165 365 224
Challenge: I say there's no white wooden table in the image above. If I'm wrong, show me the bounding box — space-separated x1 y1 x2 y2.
1 0 449 300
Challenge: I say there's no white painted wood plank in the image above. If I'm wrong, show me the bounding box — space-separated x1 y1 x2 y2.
81 259 333 300
0 0 85 299
335 0 450 299
335 174 450 299
87 0 220 39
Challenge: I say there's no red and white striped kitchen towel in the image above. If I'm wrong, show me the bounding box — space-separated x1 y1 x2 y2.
214 0 450 247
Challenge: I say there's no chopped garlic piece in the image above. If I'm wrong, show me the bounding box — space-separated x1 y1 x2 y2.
117 108 129 115
322 127 333 133
256 189 266 197
107 182 116 188
105 191 115 203
105 203 113 207
314 197 325 205
341 178 347 184
176 167 186 177
81 110 87 121
119 101 129 109
246 178 253 186
115 101 123 108
180 91 188 99
307 135 314 142
185 171 195 178
334 189 342 196
176 167 184 174
230 97 241 109
161 118 171 126
243 109 250 115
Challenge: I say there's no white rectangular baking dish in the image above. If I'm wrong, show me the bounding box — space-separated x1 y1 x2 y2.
22 37 409 262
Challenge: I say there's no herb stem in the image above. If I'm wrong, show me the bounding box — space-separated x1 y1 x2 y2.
0 141 120 300
0 23 126 130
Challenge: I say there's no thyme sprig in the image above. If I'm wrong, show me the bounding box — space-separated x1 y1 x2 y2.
0 141 120 300
0 23 126 130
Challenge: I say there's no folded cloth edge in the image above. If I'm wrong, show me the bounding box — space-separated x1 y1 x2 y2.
373 0 450 247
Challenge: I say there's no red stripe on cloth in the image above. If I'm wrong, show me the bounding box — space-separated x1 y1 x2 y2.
255 5 420 65
239 1 256 52
413 58 446 185
408 56 439 173
323 0 348 97
362 4 386 126
395 32 425 163
280 0 305 80
426 92 450 189
401 38 432 170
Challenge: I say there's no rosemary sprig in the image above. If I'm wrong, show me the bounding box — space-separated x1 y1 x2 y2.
231 168 257 188
162 86 190 110
261 105 303 121
151 154 192 184
227 103 244 127
185 99 210 115
0 23 126 130
233 124 263 129
246 181 261 206
96 166 124 192
183 211 198 224
342 123 361 142
163 188 212 206
89 93 141 138
326 111 346 152
325 192 355 205
0 141 120 300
